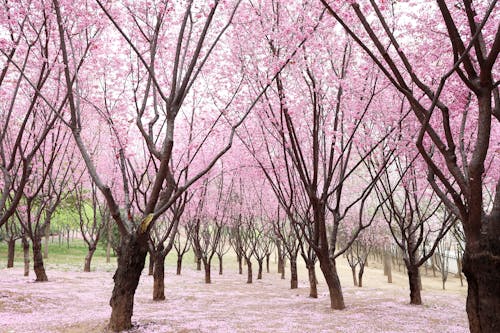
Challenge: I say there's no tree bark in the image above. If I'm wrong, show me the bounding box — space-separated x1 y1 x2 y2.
176 255 183 275
290 257 298 289
257 259 263 280
7 239 15 268
196 256 202 271
218 254 223 275
22 236 30 276
84 246 96 272
204 260 211 284
358 264 365 288
266 253 270 273
384 252 392 283
108 234 148 331
237 253 243 275
153 252 166 301
32 237 48 282
407 263 422 305
148 252 154 276
246 258 252 284
351 266 358 286
307 264 318 298
319 256 345 309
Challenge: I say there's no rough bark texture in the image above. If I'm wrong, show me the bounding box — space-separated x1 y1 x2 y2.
290 258 298 289
22 236 30 276
32 237 48 282
7 239 15 268
176 255 183 275
83 247 96 272
307 264 318 298
407 264 422 305
108 234 148 332
319 256 345 309
246 258 252 284
153 253 166 301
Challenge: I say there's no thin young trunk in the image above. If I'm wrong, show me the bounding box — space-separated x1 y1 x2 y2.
266 253 270 273
237 253 243 275
44 223 50 259
66 229 70 248
358 264 365 288
148 252 154 276
84 246 96 272
153 252 166 301
351 265 358 286
257 259 263 280
218 254 223 275
384 252 392 283
277 244 283 274
204 260 211 284
32 236 48 282
7 239 15 268
22 236 30 276
246 257 252 284
108 234 148 331
290 257 298 289
307 264 318 298
176 254 183 275
407 263 422 305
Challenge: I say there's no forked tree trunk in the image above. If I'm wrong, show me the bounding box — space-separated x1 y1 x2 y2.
307 264 318 298
204 260 211 284
108 234 148 331
462 243 500 333
84 246 96 272
246 258 252 284
218 254 223 275
176 255 183 275
319 256 345 310
351 266 358 286
290 257 298 289
32 237 48 282
257 259 263 280
153 252 166 301
22 236 30 276
7 239 15 268
406 263 422 305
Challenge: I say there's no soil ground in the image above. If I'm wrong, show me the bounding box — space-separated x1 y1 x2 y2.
0 253 468 333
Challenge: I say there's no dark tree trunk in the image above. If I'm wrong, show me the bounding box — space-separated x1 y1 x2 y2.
266 253 270 273
290 257 298 289
307 264 318 298
196 256 202 271
32 237 48 282
7 239 15 268
84 246 96 272
358 264 365 288
351 265 358 286
237 253 243 275
407 263 422 305
462 243 500 333
22 236 30 276
108 234 148 331
257 259 263 280
153 252 166 301
148 252 154 276
218 254 223 275
319 256 345 310
277 245 284 274
176 254 183 275
246 258 252 284
204 260 211 284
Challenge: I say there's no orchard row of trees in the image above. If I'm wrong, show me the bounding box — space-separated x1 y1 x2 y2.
0 0 498 332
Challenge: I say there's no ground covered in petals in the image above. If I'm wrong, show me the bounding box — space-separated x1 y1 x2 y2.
0 257 468 333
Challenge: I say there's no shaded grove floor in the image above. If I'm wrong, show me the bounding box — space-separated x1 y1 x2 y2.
0 262 467 333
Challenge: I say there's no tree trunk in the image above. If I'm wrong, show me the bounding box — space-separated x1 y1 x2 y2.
384 252 392 283
108 234 148 331
196 256 202 271
204 260 211 284
290 257 298 289
148 252 154 276
84 246 96 272
358 264 365 288
237 253 243 275
176 254 183 275
277 244 283 274
257 259 263 280
7 239 15 268
66 229 70 248
319 256 345 309
246 258 252 284
307 264 318 298
153 252 166 301
22 236 30 276
218 254 223 275
351 265 358 286
407 263 422 305
32 237 48 282
44 223 50 259
266 253 270 273
462 244 500 333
